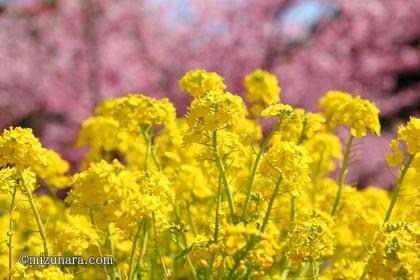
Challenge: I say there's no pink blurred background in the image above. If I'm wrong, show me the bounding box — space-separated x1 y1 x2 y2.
0 0 419 188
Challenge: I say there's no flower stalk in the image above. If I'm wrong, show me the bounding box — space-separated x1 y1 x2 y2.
331 134 354 216
20 170 49 256
8 186 17 280
383 154 415 224
212 130 236 223
241 120 281 221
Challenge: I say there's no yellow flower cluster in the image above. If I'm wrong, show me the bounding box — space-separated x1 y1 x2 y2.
259 141 310 195
184 90 247 144
179 69 226 97
261 103 293 119
1 70 419 280
0 127 47 168
13 263 74 280
288 209 335 261
244 69 281 116
96 94 176 128
386 117 420 168
319 91 381 137
366 222 420 279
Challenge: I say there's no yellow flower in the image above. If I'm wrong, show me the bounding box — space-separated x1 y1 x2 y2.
96 94 176 129
66 160 173 232
386 117 420 169
304 133 342 172
259 141 310 195
288 209 335 261
260 103 293 119
77 116 121 152
319 91 381 137
48 214 98 255
244 69 281 116
184 90 247 143
249 239 278 269
0 167 37 194
385 139 405 167
0 127 47 168
12 263 74 280
32 149 70 188
397 117 420 155
179 69 226 97
366 221 420 279
0 167 17 194
331 259 364 280
232 118 263 146
65 160 127 228
272 109 326 143
222 222 258 255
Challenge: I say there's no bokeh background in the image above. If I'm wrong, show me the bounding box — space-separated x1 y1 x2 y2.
0 0 419 188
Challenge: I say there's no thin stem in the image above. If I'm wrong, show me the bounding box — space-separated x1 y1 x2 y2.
135 224 149 280
280 196 296 280
241 120 281 220
226 239 255 279
291 195 297 223
331 134 354 216
212 130 236 223
280 260 292 280
260 176 282 233
152 213 169 280
8 186 17 280
309 259 319 280
20 171 49 255
150 146 162 171
128 221 144 280
213 175 222 243
89 210 108 275
186 202 198 236
106 225 117 280
205 176 222 280
186 254 199 280
359 270 367 280
174 239 199 280
383 154 415 224
142 126 153 171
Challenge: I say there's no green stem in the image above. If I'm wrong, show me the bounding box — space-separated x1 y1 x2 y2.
260 176 282 233
291 195 297 223
8 186 17 280
128 222 144 280
280 260 292 280
359 270 367 280
205 176 222 280
107 226 117 280
186 254 199 280
174 238 199 280
213 175 222 243
142 125 154 171
20 171 49 255
89 210 108 275
152 213 169 280
212 130 236 223
241 120 281 221
135 224 149 280
150 146 162 171
309 260 319 280
331 134 354 216
297 117 308 145
383 154 415 224
226 240 255 279
186 202 198 236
